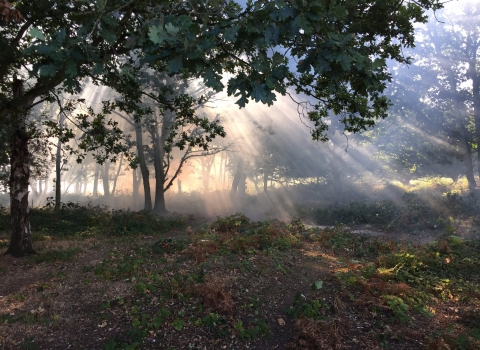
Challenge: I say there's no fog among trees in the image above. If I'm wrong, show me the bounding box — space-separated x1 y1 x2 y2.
1 3 478 220
2 1 480 349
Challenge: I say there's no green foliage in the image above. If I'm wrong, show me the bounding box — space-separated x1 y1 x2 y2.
313 191 480 231
27 247 81 264
203 313 229 338
8 205 187 239
1 0 442 153
193 215 300 257
171 318 185 331
233 318 271 340
382 295 411 324
210 213 250 233
335 234 480 337
286 293 327 321
20 338 39 350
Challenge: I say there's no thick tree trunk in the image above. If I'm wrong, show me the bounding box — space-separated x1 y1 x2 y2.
5 79 35 256
460 125 476 191
238 172 246 198
135 122 152 211
473 60 480 178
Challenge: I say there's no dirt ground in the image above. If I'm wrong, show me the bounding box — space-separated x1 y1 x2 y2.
0 223 479 350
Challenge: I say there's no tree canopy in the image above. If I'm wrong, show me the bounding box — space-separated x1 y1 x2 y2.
1 0 444 256
1 0 443 142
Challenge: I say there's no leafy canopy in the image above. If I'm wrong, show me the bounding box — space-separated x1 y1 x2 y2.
0 0 443 158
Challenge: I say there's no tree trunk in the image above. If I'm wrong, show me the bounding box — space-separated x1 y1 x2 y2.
253 174 260 193
132 166 139 207
135 122 152 211
460 125 476 191
153 123 169 215
102 161 111 200
93 164 99 197
238 172 246 198
230 158 243 197
5 78 35 256
201 156 215 193
263 169 269 192
111 154 124 196
38 178 43 197
177 180 182 194
472 54 480 179
54 134 62 211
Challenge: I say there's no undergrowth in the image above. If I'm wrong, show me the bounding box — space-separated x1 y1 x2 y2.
311 191 480 232
1 212 479 350
0 203 187 239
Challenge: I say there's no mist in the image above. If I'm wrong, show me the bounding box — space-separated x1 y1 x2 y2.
1 2 479 225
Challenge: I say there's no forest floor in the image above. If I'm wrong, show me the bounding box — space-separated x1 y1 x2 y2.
0 210 479 350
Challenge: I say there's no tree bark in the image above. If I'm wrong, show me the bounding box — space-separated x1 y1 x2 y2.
471 44 480 178
201 155 215 193
102 161 111 201
460 125 476 191
153 120 169 215
5 78 35 256
238 172 246 198
93 164 99 197
54 129 62 211
111 154 124 196
253 174 260 193
230 158 244 197
263 169 269 192
132 166 139 207
135 122 152 211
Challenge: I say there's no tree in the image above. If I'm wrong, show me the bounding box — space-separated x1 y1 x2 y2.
365 6 480 189
115 73 226 214
1 0 443 256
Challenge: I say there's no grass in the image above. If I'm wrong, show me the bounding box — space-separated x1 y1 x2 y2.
0 209 479 349
310 190 480 233
0 203 187 240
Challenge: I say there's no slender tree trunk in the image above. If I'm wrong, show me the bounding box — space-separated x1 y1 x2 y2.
54 135 62 211
230 158 243 197
135 122 152 211
253 174 260 193
153 121 168 215
92 165 98 197
201 156 215 193
38 178 43 197
111 154 124 196
5 78 35 256
177 180 182 194
30 180 39 202
132 166 139 207
263 169 269 192
102 161 111 200
223 157 228 190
